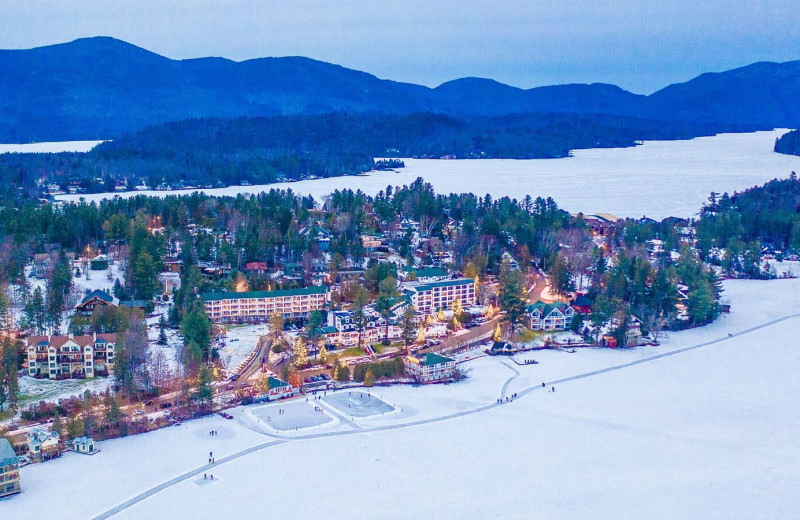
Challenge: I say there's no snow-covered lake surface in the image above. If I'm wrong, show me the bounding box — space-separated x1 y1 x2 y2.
0 140 105 153
55 130 800 219
8 277 800 519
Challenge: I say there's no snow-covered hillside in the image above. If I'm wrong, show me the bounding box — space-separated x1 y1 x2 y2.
7 277 800 519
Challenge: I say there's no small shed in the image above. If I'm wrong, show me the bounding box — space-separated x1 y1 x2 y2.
70 436 99 455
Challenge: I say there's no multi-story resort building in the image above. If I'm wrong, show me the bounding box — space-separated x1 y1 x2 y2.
202 286 330 324
0 438 21 498
404 353 457 382
25 333 117 379
402 278 476 316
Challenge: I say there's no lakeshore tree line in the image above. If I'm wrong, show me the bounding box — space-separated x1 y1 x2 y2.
1 174 798 428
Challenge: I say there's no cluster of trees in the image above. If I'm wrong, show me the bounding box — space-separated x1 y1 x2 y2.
0 337 19 415
696 176 800 276
352 356 405 385
774 130 800 157
114 313 173 398
0 111 749 201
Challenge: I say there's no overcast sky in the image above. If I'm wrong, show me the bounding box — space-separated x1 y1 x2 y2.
2 1 798 94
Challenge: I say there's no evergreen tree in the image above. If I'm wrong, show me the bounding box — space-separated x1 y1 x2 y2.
499 265 527 342
269 311 284 341
306 310 324 358
375 276 398 345
196 365 214 409
181 304 211 367
548 251 575 298
352 283 368 350
401 306 416 351
294 337 308 368
158 315 168 345
364 369 375 387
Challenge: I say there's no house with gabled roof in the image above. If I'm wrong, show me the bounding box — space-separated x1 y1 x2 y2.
75 290 146 317
26 428 60 463
266 377 296 400
75 290 118 316
527 301 575 331
70 436 99 455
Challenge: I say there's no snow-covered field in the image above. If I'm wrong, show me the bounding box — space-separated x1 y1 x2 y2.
55 130 800 219
6 277 799 519
0 140 105 153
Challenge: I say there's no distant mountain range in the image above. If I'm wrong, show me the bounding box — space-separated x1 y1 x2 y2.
1 36 799 142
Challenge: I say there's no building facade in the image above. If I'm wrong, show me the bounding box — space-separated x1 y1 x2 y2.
26 428 60 463
404 353 456 382
403 278 476 316
527 301 575 331
202 286 330 323
26 333 117 379
0 438 20 498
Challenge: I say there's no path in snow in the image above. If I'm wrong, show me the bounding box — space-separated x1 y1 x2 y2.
90 310 800 519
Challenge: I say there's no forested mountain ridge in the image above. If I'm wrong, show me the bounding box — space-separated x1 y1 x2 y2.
774 129 800 156
1 37 799 142
0 111 751 197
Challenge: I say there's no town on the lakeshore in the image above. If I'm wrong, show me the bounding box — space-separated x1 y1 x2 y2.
0 176 798 498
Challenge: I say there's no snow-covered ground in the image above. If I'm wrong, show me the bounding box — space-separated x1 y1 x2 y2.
218 324 268 375
6 277 799 519
17 375 112 407
0 140 105 153
55 131 800 219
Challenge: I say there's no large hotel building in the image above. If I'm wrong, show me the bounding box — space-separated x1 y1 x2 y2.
202 286 330 323
403 278 476 316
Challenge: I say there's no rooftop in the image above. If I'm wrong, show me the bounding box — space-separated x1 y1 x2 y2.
0 438 17 467
420 353 454 366
201 286 329 301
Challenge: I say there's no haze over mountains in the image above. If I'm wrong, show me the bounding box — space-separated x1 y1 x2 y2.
1 36 799 142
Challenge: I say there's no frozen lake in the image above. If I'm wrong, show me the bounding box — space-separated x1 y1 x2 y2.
7 277 799 519
55 130 800 219
0 140 105 153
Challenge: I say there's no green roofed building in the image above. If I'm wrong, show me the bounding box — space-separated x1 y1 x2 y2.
202 286 330 324
0 437 21 498
527 301 575 331
404 352 456 382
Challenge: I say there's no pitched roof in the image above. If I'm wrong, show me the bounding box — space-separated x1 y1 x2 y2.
79 290 118 307
0 438 17 467
201 286 329 301
420 353 454 366
268 377 291 389
527 300 572 317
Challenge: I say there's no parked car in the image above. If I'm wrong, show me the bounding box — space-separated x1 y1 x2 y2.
160 402 172 409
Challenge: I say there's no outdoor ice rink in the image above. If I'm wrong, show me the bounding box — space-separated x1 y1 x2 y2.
250 400 332 431
322 391 394 417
